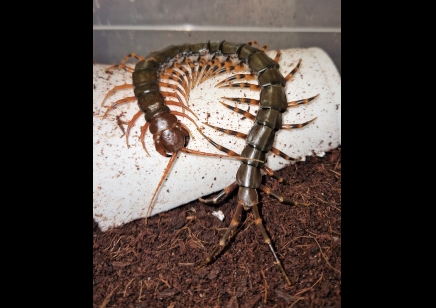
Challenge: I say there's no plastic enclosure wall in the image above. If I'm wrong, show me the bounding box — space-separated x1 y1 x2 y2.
93 0 341 74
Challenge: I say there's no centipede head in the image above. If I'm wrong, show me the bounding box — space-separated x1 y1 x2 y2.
149 113 190 156
153 124 190 156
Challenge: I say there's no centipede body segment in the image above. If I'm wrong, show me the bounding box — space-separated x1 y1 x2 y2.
101 41 320 285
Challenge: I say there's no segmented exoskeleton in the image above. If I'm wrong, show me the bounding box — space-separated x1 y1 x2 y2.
101 41 318 285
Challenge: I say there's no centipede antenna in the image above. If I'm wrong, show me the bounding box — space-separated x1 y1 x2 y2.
180 148 263 163
145 153 179 223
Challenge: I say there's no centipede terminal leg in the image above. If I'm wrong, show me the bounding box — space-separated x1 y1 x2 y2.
251 203 292 285
196 202 244 269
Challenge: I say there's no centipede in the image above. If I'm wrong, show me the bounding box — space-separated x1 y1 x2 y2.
101 41 318 285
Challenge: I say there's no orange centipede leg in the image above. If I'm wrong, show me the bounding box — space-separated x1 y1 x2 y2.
284 59 302 82
101 84 134 106
215 73 257 87
287 94 319 107
125 110 143 148
139 123 150 156
218 82 261 91
102 96 137 118
281 117 317 130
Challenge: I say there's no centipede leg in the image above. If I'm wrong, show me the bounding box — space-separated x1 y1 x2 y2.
197 202 244 270
195 128 242 158
215 73 257 87
269 147 300 162
199 181 238 204
160 91 185 107
178 122 193 144
217 82 261 90
262 165 288 184
259 184 309 207
288 94 319 108
281 117 317 130
102 96 137 118
200 57 224 83
139 123 150 156
101 84 134 106
221 97 261 106
165 101 199 120
202 122 299 162
105 64 135 73
221 94 319 108
218 102 256 120
273 51 282 63
284 59 302 82
211 62 246 79
125 110 143 148
218 102 316 130
197 56 216 84
251 203 291 285
171 111 201 129
247 40 268 51
158 81 188 103
105 53 145 72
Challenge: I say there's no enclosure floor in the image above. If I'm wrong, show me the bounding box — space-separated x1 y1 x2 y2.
93 149 341 308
